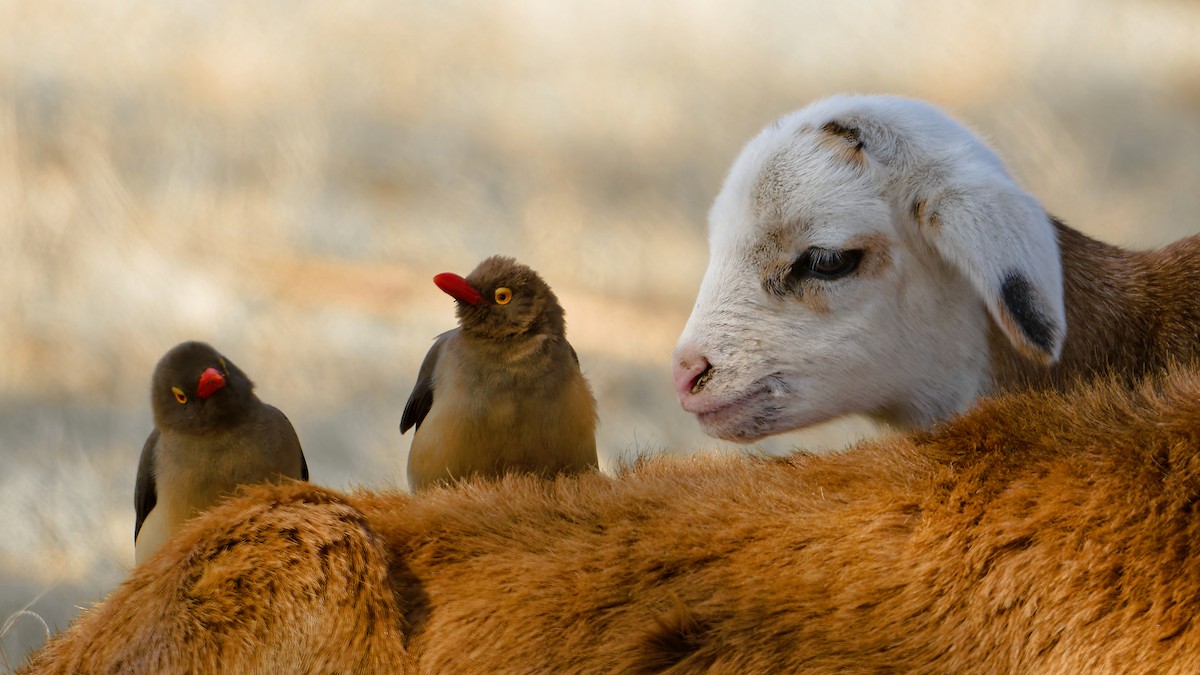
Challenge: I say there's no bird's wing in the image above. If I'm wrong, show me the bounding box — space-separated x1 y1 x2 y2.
568 341 581 367
287 415 309 481
400 330 455 433
260 403 309 481
133 429 160 542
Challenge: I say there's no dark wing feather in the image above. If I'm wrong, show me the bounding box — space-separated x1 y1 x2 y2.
133 429 159 542
400 330 454 433
262 404 309 481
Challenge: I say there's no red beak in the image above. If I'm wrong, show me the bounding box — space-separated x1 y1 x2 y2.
433 273 486 306
196 367 226 399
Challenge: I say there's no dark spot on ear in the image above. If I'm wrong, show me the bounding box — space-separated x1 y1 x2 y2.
910 199 925 223
1000 272 1057 354
821 120 864 151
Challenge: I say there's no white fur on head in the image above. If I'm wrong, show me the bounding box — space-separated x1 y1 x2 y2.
674 94 1065 442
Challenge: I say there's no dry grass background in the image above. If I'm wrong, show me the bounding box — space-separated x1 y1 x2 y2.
1 0 1198 666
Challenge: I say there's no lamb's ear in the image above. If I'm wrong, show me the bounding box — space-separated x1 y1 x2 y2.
911 183 1066 364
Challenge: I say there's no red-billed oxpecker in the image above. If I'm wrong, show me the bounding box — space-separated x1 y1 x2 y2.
134 341 308 564
400 256 598 491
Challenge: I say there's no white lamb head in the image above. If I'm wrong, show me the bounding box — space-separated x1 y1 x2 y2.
673 94 1066 442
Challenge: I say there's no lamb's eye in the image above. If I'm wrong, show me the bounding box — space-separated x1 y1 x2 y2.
494 287 513 305
172 387 188 404
793 248 863 281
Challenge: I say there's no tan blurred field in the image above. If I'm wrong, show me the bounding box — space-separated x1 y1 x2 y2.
2 0 1199 666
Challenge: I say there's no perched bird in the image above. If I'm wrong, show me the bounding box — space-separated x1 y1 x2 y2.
401 255 598 491
134 341 308 565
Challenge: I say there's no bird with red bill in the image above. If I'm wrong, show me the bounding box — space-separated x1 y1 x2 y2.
134 341 308 564
401 255 599 490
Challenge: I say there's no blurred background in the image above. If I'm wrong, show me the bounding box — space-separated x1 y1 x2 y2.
2 0 1198 666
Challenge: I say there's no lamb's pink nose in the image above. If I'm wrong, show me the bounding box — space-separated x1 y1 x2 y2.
672 347 712 401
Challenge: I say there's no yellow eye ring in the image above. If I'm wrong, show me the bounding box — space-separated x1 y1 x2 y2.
494 287 513 305
172 387 188 404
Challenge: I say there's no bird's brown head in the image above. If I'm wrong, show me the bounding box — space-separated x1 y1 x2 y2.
150 341 257 433
434 255 566 340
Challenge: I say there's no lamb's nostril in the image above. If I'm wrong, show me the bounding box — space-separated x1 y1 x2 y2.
672 350 713 400
691 362 713 394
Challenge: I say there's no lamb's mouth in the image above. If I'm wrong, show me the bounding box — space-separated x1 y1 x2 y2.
691 385 779 440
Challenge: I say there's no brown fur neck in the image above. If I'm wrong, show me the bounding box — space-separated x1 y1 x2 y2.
990 217 1200 391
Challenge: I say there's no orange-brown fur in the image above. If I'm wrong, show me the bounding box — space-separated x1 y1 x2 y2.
24 369 1200 672
992 219 1200 389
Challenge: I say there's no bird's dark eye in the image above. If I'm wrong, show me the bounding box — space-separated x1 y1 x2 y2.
172 387 188 404
790 248 863 281
494 287 513 305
